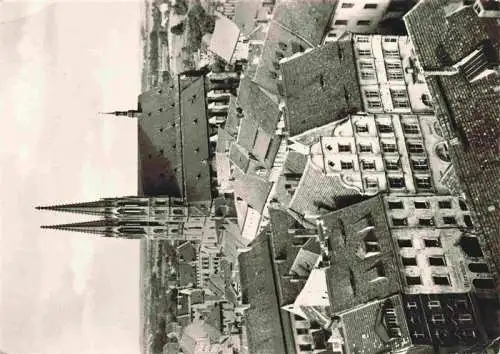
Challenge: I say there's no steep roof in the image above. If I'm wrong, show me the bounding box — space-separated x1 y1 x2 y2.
321 195 402 314
209 13 241 63
233 0 264 35
233 169 272 213
280 40 362 136
405 1 500 275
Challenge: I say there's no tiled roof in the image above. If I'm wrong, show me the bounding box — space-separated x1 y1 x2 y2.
237 78 280 136
283 151 308 175
216 127 235 154
233 0 263 35
209 13 241 62
179 76 212 203
321 195 402 314
233 169 272 213
238 230 287 354
236 117 258 151
178 262 197 288
138 80 183 197
229 143 250 173
405 2 500 276
177 241 197 262
280 40 362 136
272 0 337 46
224 95 242 138
289 159 361 217
341 295 411 354
253 21 313 95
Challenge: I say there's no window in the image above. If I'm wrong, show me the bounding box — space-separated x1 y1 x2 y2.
433 275 451 286
377 124 393 133
438 200 452 209
412 159 429 170
296 328 308 335
358 49 371 56
428 300 441 309
385 159 400 170
402 257 417 266
398 239 412 247
414 201 429 209
364 90 379 98
364 3 378 9
357 20 371 26
391 90 410 108
429 256 446 266
338 143 351 152
419 217 434 226
393 98 410 109
361 70 376 80
384 37 398 43
299 344 312 351
367 99 382 109
341 161 354 169
335 19 348 25
473 278 495 289
464 214 474 228
356 124 369 133
360 61 374 69
406 276 422 285
384 49 400 58
359 144 372 152
382 142 397 152
388 200 404 209
468 263 489 273
328 160 335 167
356 35 370 42
389 177 405 189
459 199 468 211
458 314 473 323
431 313 445 324
402 123 419 135
392 217 408 226
415 177 432 189
326 144 333 151
407 142 424 153
424 238 441 248
364 230 380 253
387 70 404 81
443 216 457 225
365 178 378 189
362 160 376 170
386 62 401 70
407 301 418 309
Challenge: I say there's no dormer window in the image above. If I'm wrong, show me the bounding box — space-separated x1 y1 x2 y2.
363 229 380 254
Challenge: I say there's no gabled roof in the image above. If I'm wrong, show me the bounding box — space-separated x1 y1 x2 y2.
233 169 272 213
321 195 402 314
280 40 362 136
209 13 241 63
177 241 197 262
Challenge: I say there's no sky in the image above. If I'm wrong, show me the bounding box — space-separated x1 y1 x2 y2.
0 1 144 353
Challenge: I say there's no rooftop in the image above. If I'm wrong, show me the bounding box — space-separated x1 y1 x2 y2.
321 195 402 314
280 39 362 136
233 0 266 35
209 13 241 63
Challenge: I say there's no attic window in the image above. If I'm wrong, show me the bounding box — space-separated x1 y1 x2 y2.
159 108 164 112
319 75 325 88
193 119 198 125
159 128 164 132
195 147 200 153
278 41 287 51
364 229 380 253
432 275 451 286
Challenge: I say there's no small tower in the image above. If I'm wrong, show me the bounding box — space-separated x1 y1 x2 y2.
98 109 142 118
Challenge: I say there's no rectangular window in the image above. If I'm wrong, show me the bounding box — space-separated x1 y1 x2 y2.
361 70 376 80
341 2 354 8
389 177 405 189
424 238 441 248
438 200 452 209
357 20 371 26
443 216 457 225
386 62 402 70
384 49 400 58
407 301 417 309
388 200 404 209
458 314 473 323
402 123 419 134
428 300 441 309
377 124 393 133
358 49 371 56
299 344 312 351
356 124 369 133
419 217 434 226
360 61 374 69
412 159 429 171
359 144 372 152
385 159 400 170
382 142 397 152
341 161 354 169
338 143 351 152
392 90 410 108
364 3 378 9
335 19 348 25
398 239 412 247
364 90 379 98
365 178 378 189
414 201 429 209
431 313 445 324
387 70 404 81
407 142 424 153
393 99 410 108
392 217 408 226
356 35 370 42
362 160 376 170
384 37 398 43
464 214 474 228
433 275 451 286
406 276 422 285
402 257 417 266
296 328 308 335
367 100 382 109
429 256 446 266
415 176 432 189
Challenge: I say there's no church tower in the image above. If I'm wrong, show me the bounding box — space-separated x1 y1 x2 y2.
36 196 213 241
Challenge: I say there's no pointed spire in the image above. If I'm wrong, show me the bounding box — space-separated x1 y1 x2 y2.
36 199 113 217
98 109 141 118
40 219 115 236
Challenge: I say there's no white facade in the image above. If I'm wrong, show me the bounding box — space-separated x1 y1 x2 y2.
384 195 495 295
325 1 392 42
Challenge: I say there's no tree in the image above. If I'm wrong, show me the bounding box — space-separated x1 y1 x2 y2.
170 21 185 35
